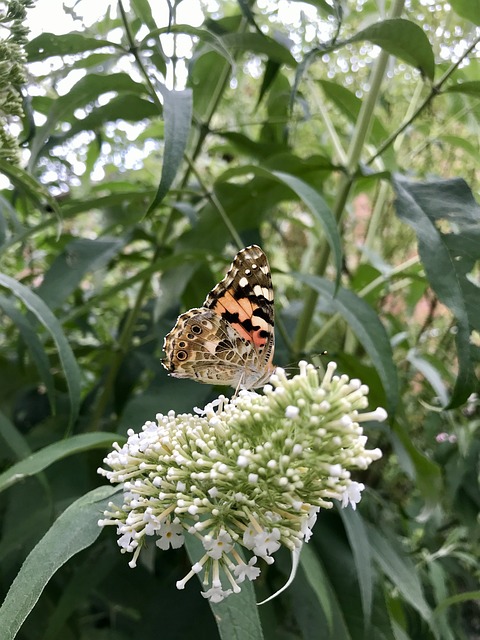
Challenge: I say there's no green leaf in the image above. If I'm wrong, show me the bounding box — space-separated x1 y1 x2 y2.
28 73 150 167
294 17 435 102
434 590 480 615
26 32 118 62
131 0 159 31
294 275 399 413
0 432 122 494
339 508 373 623
299 544 334 633
0 295 56 413
392 175 479 407
449 0 480 24
348 18 435 81
366 525 433 624
0 274 81 434
438 135 480 164
50 95 159 145
215 166 342 286
36 237 125 310
391 419 443 516
318 81 391 151
222 33 296 66
0 410 31 460
0 485 119 640
0 159 59 217
183 533 264 640
146 86 193 215
443 80 480 95
406 350 450 406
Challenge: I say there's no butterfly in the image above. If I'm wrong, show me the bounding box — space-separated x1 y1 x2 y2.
162 245 275 390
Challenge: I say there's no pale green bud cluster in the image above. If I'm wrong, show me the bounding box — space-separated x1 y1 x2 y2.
0 0 34 163
98 361 385 602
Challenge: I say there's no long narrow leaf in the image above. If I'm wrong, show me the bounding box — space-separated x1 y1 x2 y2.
146 86 193 215
216 166 342 286
0 294 56 413
0 274 81 433
0 410 31 460
294 274 399 413
339 507 373 625
0 486 119 640
0 432 122 494
183 533 264 640
366 524 433 625
392 176 478 407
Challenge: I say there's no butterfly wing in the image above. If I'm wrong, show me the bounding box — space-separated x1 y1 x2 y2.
163 307 259 386
204 245 275 370
162 245 275 389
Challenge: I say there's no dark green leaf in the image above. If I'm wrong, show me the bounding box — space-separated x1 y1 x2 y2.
294 275 399 413
26 32 118 62
0 410 31 460
391 419 443 515
215 166 342 286
449 0 480 24
392 176 479 407
28 73 150 167
339 508 373 623
183 533 264 640
0 274 81 433
222 33 296 66
299 544 335 633
0 295 56 414
146 87 193 215
366 525 433 624
348 18 435 81
50 95 158 144
0 486 119 640
318 81 393 154
0 160 59 217
0 432 122 494
36 237 125 310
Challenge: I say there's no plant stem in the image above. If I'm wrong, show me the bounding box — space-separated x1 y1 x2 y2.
305 254 419 352
293 0 407 354
366 33 480 166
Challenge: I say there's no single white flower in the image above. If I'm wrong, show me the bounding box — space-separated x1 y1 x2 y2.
203 529 234 559
341 482 365 510
234 556 260 583
155 520 185 550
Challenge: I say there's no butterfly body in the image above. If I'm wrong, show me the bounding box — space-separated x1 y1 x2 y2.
162 245 275 389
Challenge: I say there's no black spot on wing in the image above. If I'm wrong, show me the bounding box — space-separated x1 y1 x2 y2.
252 306 274 325
233 286 271 305
222 310 259 333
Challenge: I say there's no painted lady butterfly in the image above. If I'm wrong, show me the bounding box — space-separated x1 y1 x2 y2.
162 245 275 389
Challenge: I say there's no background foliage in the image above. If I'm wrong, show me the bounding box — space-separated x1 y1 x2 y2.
0 0 479 638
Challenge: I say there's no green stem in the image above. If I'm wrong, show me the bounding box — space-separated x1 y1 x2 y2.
305 254 419 352
184 155 244 249
366 32 480 166
293 0 406 355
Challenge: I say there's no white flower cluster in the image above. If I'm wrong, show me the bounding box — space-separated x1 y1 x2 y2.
98 361 385 603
